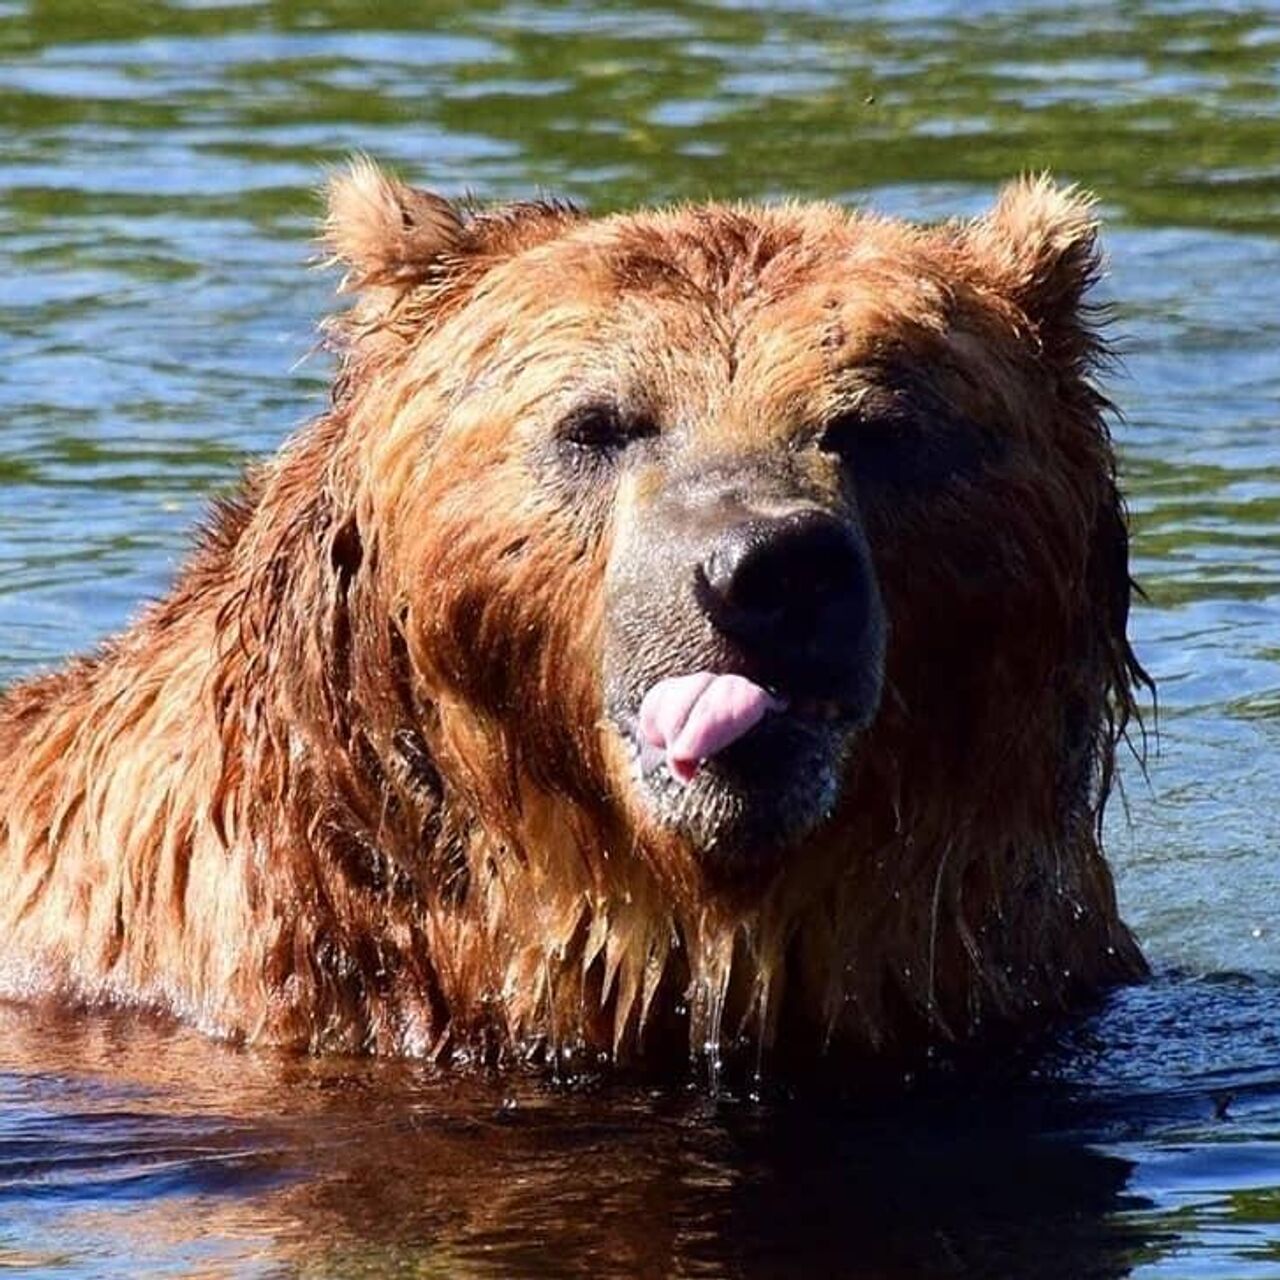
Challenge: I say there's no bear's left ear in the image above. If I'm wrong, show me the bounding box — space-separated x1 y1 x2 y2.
321 156 466 292
964 176 1105 373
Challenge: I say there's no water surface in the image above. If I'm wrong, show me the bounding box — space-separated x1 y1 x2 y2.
1 1 1279 1276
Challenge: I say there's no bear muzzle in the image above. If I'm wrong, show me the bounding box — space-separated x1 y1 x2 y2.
604 475 887 871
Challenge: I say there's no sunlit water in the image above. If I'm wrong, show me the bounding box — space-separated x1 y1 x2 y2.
1 1 1278 1276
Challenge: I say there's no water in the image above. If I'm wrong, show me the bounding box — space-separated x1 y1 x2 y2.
0 0 1278 1275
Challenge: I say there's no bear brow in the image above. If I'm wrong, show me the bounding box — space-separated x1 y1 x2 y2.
607 213 803 301
609 247 716 304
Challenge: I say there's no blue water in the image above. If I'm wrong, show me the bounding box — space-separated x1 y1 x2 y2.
1 1 1279 1275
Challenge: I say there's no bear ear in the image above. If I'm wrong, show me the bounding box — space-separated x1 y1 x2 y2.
965 175 1105 370
321 156 465 292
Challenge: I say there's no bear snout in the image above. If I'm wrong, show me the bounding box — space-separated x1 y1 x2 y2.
692 508 884 716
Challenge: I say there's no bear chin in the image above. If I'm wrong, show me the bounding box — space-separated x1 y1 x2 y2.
617 709 857 875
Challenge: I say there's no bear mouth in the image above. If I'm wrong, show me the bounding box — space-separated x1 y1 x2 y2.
610 669 868 871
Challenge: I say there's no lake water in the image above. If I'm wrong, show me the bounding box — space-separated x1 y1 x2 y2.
1 1 1278 1276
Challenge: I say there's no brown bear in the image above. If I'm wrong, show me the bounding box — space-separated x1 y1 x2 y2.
0 161 1147 1076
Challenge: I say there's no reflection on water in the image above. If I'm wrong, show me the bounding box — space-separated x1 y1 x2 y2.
1 0 1279 1276
6 983 1280 1278
0 1004 1152 1278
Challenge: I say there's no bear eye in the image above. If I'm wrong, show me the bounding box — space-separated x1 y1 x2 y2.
819 409 918 488
819 406 994 493
558 403 659 462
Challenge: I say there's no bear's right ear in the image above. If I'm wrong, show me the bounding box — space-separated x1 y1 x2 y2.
321 156 466 293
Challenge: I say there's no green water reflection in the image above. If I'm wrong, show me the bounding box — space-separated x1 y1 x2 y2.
2 2 1279 226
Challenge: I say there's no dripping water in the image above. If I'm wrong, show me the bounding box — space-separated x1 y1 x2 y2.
687 918 736 1096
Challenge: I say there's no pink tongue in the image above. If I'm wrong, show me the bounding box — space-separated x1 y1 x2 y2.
638 673 787 783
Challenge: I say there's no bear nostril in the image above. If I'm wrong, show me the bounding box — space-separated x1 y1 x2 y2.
697 512 865 651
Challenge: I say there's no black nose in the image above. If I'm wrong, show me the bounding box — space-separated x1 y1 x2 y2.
696 511 870 669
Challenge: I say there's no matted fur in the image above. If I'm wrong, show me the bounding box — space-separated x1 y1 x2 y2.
0 164 1147 1073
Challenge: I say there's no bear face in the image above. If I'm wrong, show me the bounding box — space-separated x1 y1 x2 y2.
324 164 1136 898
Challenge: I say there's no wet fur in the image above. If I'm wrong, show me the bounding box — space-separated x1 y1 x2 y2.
0 162 1147 1070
